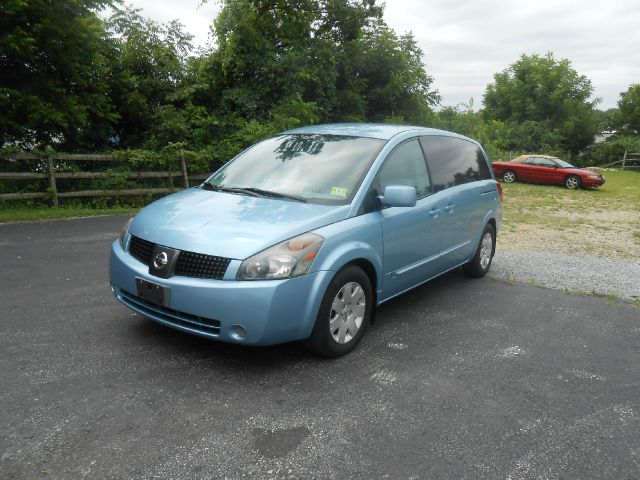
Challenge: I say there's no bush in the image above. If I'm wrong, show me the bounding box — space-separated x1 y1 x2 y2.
581 134 640 167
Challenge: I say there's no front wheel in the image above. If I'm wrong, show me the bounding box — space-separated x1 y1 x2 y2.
502 170 516 183
564 175 581 189
463 223 495 278
305 265 372 358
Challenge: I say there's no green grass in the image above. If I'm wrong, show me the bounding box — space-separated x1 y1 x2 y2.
0 206 137 223
499 169 640 258
501 169 640 217
559 286 640 307
591 290 622 301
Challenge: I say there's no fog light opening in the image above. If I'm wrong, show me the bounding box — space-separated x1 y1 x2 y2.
229 324 247 341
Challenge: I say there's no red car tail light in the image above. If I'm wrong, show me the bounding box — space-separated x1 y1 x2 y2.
495 180 503 202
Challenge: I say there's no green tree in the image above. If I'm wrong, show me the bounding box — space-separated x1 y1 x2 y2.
106 7 195 148
434 100 480 138
340 21 439 124
1 0 440 157
0 0 117 149
614 84 640 133
483 53 599 155
194 0 438 154
593 108 618 131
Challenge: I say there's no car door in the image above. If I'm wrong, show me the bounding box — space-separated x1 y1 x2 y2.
531 158 559 184
420 135 497 270
519 157 541 182
373 138 445 300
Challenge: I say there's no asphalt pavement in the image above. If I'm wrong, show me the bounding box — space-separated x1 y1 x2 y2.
1 215 639 479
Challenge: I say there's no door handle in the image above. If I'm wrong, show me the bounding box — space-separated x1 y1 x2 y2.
444 204 455 213
429 208 441 216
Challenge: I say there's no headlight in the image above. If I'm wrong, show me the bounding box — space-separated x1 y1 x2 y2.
236 233 325 280
119 218 133 249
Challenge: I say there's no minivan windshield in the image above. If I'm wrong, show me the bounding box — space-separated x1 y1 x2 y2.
205 134 385 205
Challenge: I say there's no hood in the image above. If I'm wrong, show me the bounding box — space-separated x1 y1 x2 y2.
565 167 602 176
129 188 350 259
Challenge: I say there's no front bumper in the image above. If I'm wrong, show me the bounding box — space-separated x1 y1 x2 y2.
109 240 333 346
582 176 605 187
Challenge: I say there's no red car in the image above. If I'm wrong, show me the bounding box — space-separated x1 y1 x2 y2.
492 155 605 189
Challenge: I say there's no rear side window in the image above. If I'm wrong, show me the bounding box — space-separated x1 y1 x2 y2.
419 136 492 192
376 139 430 197
536 158 557 167
525 157 555 167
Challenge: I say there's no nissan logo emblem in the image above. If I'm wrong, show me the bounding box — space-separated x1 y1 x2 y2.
153 251 168 269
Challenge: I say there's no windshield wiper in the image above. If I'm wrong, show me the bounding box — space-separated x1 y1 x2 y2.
239 187 307 203
200 183 306 202
200 182 260 197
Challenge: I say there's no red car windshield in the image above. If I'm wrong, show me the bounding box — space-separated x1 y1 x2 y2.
554 159 575 168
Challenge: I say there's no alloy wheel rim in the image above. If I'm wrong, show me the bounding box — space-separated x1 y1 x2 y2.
329 282 366 344
567 177 578 189
480 232 492 269
504 172 514 182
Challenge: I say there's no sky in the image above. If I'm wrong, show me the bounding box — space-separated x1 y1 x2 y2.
122 0 640 110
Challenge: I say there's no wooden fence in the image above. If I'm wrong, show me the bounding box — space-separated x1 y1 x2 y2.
599 150 640 170
0 151 209 207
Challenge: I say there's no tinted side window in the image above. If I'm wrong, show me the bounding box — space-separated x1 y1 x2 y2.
376 139 430 197
537 158 556 167
420 136 491 192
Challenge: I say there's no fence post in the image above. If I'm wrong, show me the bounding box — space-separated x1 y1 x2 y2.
179 150 189 189
45 146 58 207
622 150 627 170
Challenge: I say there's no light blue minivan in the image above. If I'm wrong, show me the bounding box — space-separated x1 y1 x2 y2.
110 124 503 356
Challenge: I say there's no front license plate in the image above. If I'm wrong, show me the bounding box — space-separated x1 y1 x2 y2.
136 277 170 307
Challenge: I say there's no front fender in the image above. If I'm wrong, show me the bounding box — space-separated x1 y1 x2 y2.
311 213 384 296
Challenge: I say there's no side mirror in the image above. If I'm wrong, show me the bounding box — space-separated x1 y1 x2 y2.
380 185 416 208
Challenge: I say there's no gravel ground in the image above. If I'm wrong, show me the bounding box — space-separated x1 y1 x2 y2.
491 250 640 302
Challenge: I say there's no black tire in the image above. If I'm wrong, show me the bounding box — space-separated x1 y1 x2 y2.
564 175 581 189
305 265 373 358
502 170 516 183
463 223 496 278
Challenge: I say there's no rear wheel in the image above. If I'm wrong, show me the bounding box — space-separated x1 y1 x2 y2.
502 170 516 183
463 223 495 278
305 265 372 358
564 175 581 189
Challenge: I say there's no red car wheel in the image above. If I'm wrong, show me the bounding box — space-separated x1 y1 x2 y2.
503 170 516 183
564 175 581 189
